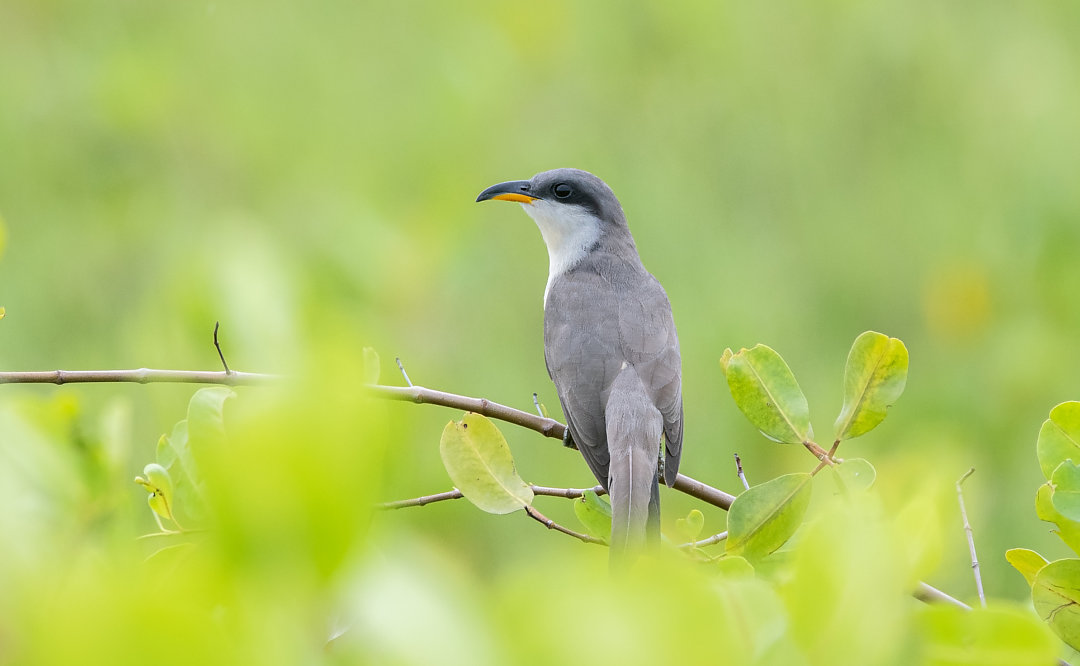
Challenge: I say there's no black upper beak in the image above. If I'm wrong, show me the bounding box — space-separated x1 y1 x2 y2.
475 180 539 204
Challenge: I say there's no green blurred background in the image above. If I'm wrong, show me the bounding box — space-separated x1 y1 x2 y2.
1 0 1079 614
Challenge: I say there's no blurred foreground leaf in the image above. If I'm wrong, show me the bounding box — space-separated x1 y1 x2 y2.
1006 548 1049 587
833 331 908 441
1032 559 1080 651
362 347 380 385
187 386 235 460
439 413 533 514
721 345 811 444
726 473 812 561
830 458 877 494
573 489 611 543
1038 402 1080 480
919 603 1058 666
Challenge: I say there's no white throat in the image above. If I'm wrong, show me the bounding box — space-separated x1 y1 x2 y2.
522 200 603 305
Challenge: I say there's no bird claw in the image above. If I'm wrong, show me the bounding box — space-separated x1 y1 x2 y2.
562 429 578 450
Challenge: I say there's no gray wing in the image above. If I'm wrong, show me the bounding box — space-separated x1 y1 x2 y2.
616 273 683 485
544 271 624 488
544 265 683 489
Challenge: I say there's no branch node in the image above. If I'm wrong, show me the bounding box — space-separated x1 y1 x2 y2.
956 467 985 608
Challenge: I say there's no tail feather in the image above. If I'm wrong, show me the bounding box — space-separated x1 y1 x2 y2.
605 369 663 560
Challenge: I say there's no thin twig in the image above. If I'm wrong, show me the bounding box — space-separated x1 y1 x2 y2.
213 321 231 375
679 530 728 550
913 582 971 610
957 467 986 608
532 392 544 418
377 484 606 510
734 453 749 490
529 484 606 499
395 358 413 387
377 489 464 509
524 505 605 545
0 369 276 386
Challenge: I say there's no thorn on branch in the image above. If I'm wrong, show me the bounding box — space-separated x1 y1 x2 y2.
213 322 231 375
532 392 544 418
395 357 413 387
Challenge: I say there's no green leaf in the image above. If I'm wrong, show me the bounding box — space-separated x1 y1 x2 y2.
830 458 876 493
362 346 380 385
1053 460 1080 522
726 473 812 561
833 331 908 441
1036 483 1080 555
1038 402 1080 480
919 603 1058 666
134 463 175 521
573 490 611 543
720 345 811 444
1033 559 1080 651
187 386 235 457
1006 548 1050 587
439 413 534 514
675 508 705 542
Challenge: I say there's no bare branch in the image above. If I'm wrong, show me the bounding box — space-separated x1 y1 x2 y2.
0 369 276 386
213 322 231 375
913 582 971 610
377 489 465 509
957 467 986 607
530 484 606 499
378 484 606 510
524 505 605 545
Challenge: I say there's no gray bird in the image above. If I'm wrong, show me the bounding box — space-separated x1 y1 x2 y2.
477 168 683 556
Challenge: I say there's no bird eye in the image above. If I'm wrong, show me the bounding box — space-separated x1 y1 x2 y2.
553 183 573 199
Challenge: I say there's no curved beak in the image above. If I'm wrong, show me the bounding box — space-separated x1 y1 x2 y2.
475 180 539 204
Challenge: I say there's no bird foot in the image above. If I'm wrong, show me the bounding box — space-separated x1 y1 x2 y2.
562 429 578 450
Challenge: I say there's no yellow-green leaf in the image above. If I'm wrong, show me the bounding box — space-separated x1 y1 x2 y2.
573 490 611 543
727 473 812 561
439 413 533 514
1033 559 1080 651
721 345 811 444
1037 402 1080 480
1006 548 1049 587
1053 460 1080 522
1035 483 1080 556
675 509 705 542
833 331 908 441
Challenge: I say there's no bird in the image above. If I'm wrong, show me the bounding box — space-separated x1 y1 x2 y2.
476 168 683 558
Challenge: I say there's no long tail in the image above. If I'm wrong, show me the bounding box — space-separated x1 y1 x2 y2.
605 369 663 560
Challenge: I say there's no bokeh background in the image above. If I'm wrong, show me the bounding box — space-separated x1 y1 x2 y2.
1 0 1079 656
